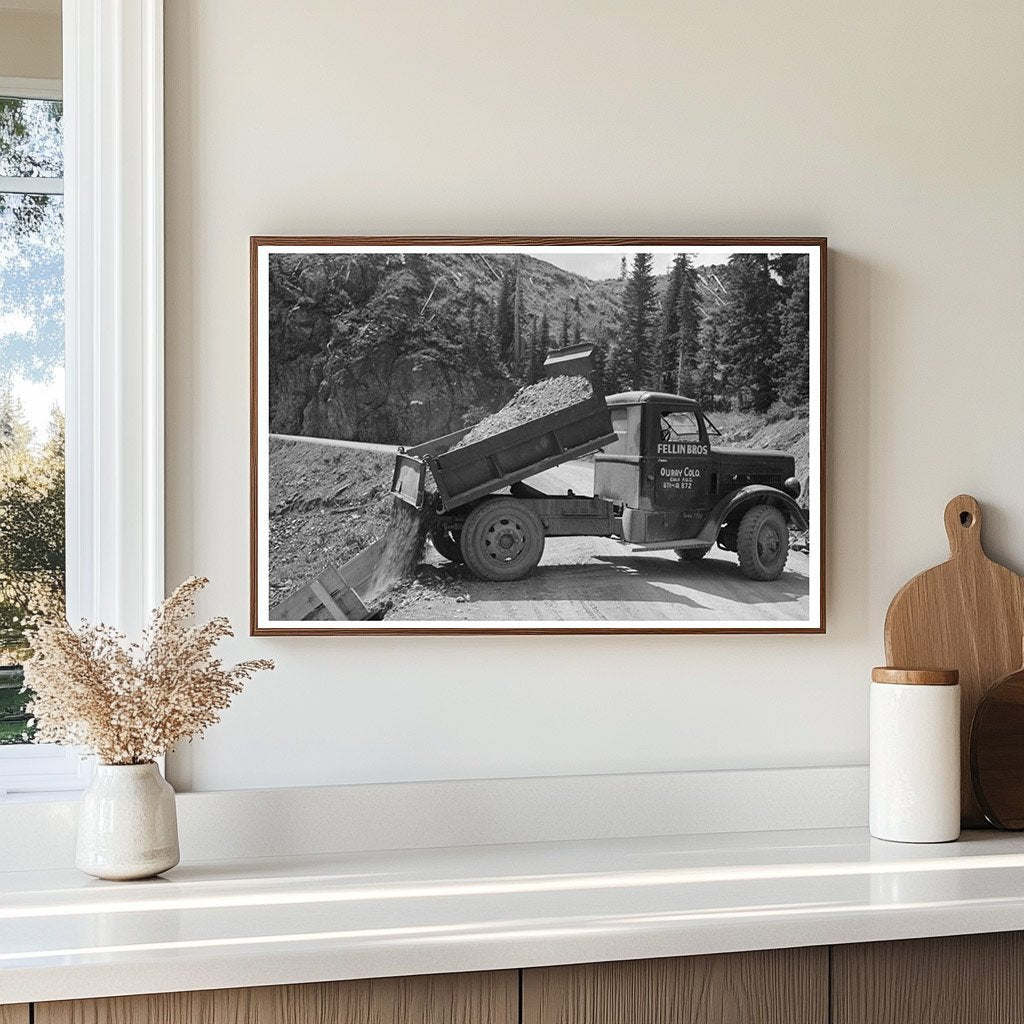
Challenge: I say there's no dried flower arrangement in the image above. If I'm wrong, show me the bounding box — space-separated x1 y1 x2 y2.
23 577 273 765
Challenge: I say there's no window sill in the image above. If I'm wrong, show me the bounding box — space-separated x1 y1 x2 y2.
0 789 86 804
3 825 1024 1004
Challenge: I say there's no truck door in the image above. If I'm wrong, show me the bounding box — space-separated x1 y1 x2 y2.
650 406 712 514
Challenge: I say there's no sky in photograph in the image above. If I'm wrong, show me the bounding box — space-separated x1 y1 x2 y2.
541 251 730 281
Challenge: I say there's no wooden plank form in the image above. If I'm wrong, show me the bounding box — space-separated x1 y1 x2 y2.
268 539 383 622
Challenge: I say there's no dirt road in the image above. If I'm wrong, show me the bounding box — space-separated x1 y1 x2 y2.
394 458 811 624
397 537 809 623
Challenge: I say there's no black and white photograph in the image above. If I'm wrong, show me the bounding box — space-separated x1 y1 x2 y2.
251 238 825 634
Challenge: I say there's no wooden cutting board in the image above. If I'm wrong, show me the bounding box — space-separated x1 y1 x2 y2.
884 494 1024 826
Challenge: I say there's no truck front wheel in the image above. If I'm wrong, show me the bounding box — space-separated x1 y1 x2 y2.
737 505 789 581
461 497 545 582
429 521 465 564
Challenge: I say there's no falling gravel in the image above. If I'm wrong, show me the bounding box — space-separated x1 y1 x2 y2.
452 376 593 450
364 494 436 605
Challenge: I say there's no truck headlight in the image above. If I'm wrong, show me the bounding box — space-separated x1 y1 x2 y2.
783 477 801 499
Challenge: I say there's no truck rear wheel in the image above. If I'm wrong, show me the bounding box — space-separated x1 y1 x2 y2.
737 505 789 581
429 521 465 564
461 497 545 582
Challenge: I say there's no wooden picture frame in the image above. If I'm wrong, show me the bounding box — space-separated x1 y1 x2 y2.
251 237 826 635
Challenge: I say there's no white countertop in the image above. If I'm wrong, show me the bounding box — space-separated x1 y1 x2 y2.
4 826 1024 1004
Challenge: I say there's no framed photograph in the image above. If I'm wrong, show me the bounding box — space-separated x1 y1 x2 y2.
251 237 826 635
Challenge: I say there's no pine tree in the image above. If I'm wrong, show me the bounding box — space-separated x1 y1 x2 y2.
772 254 810 407
560 303 571 348
512 256 525 369
614 253 660 390
590 320 612 395
494 270 515 366
462 283 502 379
529 312 552 384
659 260 683 390
572 296 583 348
718 254 778 412
525 317 541 384
694 312 723 410
659 255 701 396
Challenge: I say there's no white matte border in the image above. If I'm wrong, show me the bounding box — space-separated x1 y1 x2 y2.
254 242 824 633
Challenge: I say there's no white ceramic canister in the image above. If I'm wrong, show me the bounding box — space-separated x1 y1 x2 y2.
870 667 961 843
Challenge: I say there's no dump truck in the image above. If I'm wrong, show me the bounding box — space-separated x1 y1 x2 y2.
272 345 806 622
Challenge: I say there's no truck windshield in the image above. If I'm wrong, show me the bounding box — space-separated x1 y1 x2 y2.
660 411 702 442
702 414 723 437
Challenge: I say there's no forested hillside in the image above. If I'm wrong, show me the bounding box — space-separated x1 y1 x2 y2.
268 251 810 445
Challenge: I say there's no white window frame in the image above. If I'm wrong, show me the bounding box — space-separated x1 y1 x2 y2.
0 0 164 797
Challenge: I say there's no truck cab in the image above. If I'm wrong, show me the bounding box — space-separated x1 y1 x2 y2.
595 391 805 578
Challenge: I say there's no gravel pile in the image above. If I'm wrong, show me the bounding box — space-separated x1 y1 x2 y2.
268 438 394 607
452 376 593 451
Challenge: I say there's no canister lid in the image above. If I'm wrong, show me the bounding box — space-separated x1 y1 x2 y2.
871 667 959 686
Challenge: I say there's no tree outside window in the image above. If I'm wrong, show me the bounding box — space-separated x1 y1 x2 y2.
0 94 65 744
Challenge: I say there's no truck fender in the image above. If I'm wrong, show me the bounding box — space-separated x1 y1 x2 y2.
697 485 807 546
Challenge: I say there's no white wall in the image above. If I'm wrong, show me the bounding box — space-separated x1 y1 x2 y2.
0 6 61 80
164 1 1024 792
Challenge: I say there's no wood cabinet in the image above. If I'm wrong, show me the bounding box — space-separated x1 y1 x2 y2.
832 932 1024 1024
34 972 517 1024
522 948 828 1024
13 933 1024 1024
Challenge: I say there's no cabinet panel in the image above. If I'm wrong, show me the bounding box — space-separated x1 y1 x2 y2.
36 971 517 1024
832 932 1024 1024
0 1007 29 1024
523 948 828 1024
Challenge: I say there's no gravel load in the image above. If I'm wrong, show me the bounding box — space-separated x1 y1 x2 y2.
452 375 593 451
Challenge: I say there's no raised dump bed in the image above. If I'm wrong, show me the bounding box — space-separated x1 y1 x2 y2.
391 394 616 512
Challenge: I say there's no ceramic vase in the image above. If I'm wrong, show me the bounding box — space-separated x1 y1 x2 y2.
76 762 180 880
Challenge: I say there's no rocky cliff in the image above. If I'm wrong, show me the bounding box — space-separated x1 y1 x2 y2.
267 252 626 445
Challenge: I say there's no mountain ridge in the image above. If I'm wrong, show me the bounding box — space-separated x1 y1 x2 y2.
268 252 727 445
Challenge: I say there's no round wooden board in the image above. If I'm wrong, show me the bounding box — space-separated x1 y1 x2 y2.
971 663 1024 829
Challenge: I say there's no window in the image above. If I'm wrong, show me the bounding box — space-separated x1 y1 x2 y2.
660 410 702 442
0 82 78 795
0 89 64 740
610 407 629 435
0 9 167 797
